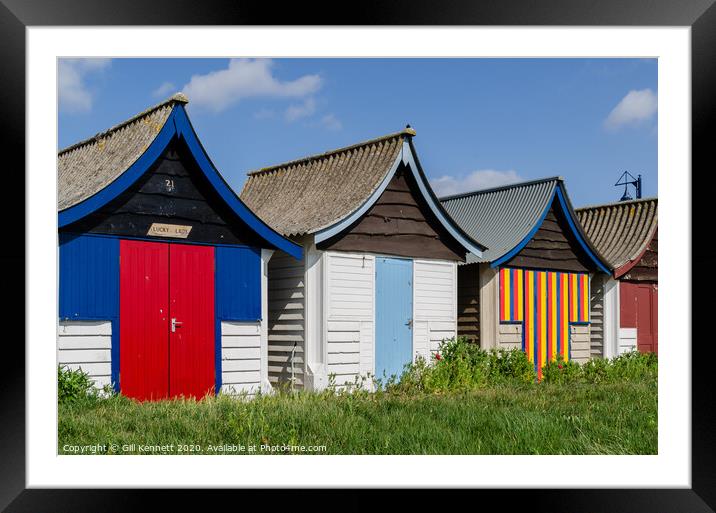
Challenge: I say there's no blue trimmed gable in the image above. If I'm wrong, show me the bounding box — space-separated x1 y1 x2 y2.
491 183 610 274
58 105 302 260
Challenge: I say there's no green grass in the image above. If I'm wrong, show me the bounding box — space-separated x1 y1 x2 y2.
58 379 657 455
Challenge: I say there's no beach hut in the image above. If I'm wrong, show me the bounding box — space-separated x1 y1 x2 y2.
57 94 302 400
440 177 611 378
239 128 485 390
576 198 658 356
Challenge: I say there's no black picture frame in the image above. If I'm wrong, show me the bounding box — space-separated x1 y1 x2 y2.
2 1 712 510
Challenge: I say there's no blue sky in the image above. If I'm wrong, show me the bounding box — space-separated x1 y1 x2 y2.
58 58 657 207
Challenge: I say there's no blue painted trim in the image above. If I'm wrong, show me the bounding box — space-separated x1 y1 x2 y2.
314 152 403 243
58 117 176 228
111 320 120 393
491 186 557 268
314 141 485 258
401 142 485 258
172 108 302 260
58 106 302 260
553 186 611 274
491 185 611 274
214 314 222 396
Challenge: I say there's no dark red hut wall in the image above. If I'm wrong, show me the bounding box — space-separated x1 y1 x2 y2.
621 229 658 282
62 140 264 247
504 201 593 272
318 166 466 261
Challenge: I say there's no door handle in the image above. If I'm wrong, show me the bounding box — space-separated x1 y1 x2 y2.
171 318 183 333
406 319 413 329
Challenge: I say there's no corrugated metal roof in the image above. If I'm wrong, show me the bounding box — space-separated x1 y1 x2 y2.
58 93 188 211
575 197 658 271
239 130 413 237
440 177 560 263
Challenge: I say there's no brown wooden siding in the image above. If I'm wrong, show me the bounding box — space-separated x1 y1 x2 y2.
505 202 593 272
622 229 658 282
63 140 264 247
318 165 466 261
457 264 480 343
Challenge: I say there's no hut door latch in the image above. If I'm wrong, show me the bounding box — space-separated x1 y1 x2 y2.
171 318 183 333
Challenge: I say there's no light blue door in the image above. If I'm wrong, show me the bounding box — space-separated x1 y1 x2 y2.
375 257 413 382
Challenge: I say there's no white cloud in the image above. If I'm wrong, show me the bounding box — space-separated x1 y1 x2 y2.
285 97 316 122
604 88 657 130
58 58 111 113
253 108 276 120
153 81 176 98
319 113 342 131
430 169 522 197
181 59 322 113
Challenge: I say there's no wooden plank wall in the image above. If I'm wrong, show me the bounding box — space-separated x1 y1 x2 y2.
457 264 480 343
507 204 592 272
414 260 458 359
58 321 113 390
220 321 263 396
318 166 465 261
589 274 605 358
325 252 374 388
266 250 305 389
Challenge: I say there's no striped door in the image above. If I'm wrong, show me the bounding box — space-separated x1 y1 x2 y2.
119 240 215 400
500 267 589 379
375 257 413 382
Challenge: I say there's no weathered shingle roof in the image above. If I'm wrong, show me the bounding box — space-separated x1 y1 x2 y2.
58 93 189 211
239 130 413 237
575 197 658 271
440 177 561 264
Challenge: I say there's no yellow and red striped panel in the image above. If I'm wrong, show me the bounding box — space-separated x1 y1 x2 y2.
499 267 589 379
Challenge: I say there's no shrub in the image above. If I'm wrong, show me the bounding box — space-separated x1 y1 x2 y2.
58 365 114 403
607 350 658 381
486 348 535 384
392 337 538 393
58 365 97 403
541 359 581 384
541 350 658 385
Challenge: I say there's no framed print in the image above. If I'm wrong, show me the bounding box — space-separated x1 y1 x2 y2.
2 0 713 510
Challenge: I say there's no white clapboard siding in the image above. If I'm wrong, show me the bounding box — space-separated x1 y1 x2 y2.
221 321 263 395
326 253 374 321
570 324 591 364
325 252 374 387
618 327 638 355
413 260 457 359
267 251 305 388
413 320 430 361
498 323 523 350
57 320 113 389
414 260 456 321
428 321 457 355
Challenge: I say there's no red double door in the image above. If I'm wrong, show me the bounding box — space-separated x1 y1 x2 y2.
119 240 215 400
620 281 658 354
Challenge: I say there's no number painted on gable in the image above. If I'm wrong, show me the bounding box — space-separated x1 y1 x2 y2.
165 179 175 192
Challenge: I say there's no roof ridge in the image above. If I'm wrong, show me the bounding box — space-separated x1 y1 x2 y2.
58 92 189 156
575 196 658 211
246 127 416 177
439 176 563 202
